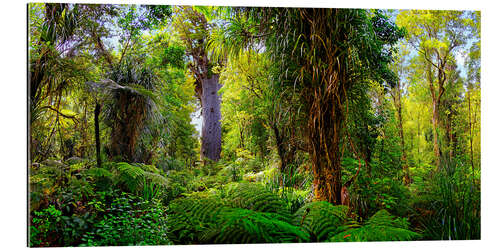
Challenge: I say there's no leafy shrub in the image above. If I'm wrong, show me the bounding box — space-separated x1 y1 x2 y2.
81 192 171 246
30 204 94 247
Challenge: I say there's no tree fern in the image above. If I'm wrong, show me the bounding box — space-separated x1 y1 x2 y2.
209 208 309 244
330 209 421 242
84 167 113 179
167 195 308 244
112 162 168 195
293 201 350 242
167 195 226 244
225 183 291 221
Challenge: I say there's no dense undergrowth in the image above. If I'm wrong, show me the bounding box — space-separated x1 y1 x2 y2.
29 154 479 246
27 4 480 247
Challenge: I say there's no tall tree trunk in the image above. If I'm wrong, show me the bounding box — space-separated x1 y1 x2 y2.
446 113 454 161
271 122 297 179
392 80 410 185
200 74 222 163
397 103 411 185
110 92 146 162
310 102 343 205
94 103 102 168
431 99 441 168
468 90 474 177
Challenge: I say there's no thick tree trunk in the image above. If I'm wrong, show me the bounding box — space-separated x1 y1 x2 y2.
109 92 146 162
200 74 222 163
310 103 343 205
94 103 102 168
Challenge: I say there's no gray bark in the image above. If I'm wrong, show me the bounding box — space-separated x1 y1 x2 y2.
201 74 222 163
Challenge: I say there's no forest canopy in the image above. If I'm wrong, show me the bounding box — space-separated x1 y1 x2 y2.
28 3 480 247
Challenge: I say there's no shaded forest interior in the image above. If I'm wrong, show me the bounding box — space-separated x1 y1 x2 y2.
28 4 480 247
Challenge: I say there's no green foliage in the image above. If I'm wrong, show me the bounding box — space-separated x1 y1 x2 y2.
208 208 309 244
81 192 171 246
412 158 480 240
330 210 420 242
167 195 227 244
166 185 307 244
293 202 349 242
349 170 411 218
224 183 291 221
28 4 480 247
112 162 169 200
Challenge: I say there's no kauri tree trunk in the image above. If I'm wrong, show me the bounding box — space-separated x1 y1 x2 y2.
200 74 222 163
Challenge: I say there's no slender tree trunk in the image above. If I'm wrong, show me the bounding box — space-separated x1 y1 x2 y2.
200 74 222 164
446 113 454 161
431 99 441 169
271 122 297 179
468 90 474 177
397 104 411 185
392 81 410 185
94 102 102 168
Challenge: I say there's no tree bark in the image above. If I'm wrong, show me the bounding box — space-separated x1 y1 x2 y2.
271 122 297 178
109 92 147 162
310 102 343 205
468 90 474 177
94 102 102 168
431 99 441 168
392 79 411 185
200 74 222 163
397 101 411 185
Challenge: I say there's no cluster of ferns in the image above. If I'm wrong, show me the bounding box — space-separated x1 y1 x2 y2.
166 183 420 244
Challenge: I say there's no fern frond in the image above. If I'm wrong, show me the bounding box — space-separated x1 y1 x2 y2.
211 208 309 244
225 183 291 221
293 201 349 242
84 167 113 179
167 196 226 244
134 163 160 174
330 209 421 242
142 171 169 187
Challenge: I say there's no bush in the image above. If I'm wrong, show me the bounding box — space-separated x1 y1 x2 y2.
81 192 171 246
412 158 480 240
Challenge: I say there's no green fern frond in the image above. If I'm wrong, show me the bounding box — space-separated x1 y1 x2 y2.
293 201 349 242
135 163 161 174
84 167 113 179
111 162 168 194
211 208 309 244
225 183 291 221
142 171 169 187
330 209 421 242
167 196 226 244
166 187 308 244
